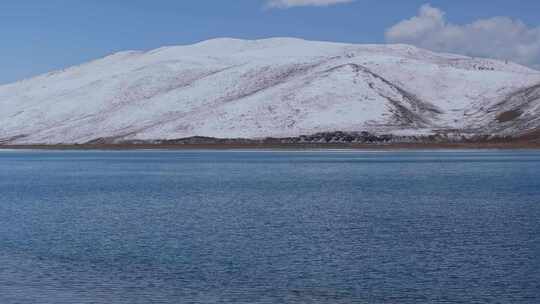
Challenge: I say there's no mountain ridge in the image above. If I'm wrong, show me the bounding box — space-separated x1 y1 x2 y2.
1 38 540 144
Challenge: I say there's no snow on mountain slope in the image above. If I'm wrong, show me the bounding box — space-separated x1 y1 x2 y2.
1 38 540 144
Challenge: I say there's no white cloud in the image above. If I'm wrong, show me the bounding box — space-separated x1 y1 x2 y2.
385 4 540 69
266 0 355 9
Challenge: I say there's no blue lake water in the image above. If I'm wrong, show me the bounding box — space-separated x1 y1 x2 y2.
0 150 539 303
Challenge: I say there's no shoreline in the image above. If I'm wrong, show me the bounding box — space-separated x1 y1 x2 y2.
2 141 540 151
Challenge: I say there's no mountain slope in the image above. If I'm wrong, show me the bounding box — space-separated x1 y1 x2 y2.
1 38 540 144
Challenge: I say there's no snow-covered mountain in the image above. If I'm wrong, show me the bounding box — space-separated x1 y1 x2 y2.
1 38 540 144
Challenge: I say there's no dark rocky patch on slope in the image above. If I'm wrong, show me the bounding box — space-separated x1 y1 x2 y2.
84 130 527 146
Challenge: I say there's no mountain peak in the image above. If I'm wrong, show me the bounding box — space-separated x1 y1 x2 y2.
1 38 539 144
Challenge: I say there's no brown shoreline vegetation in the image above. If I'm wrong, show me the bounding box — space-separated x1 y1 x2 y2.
1 131 540 150
2 142 540 151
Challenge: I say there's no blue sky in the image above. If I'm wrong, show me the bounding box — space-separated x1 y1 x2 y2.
1 0 539 84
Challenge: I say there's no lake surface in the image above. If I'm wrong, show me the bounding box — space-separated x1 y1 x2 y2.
0 150 539 303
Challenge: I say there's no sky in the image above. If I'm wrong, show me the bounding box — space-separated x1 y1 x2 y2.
1 0 539 84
